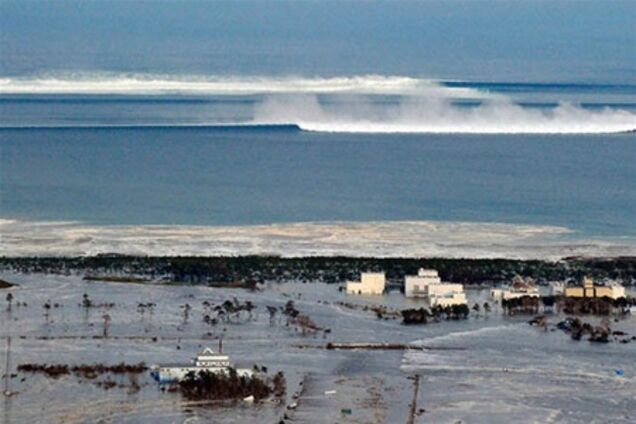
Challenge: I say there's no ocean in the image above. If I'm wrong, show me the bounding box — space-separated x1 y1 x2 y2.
0 0 635 258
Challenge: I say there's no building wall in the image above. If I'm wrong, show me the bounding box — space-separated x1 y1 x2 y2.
565 283 625 299
595 287 611 298
612 286 626 298
502 290 540 300
491 287 539 300
564 287 584 297
405 269 463 298
431 292 467 307
346 272 386 295
427 283 464 297
404 275 435 297
595 286 625 299
417 269 440 278
549 282 565 296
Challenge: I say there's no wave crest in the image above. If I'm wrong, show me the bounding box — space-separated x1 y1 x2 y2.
253 94 636 134
0 74 480 96
2 73 635 134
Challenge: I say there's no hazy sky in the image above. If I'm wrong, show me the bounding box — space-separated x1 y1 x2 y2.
1 0 635 82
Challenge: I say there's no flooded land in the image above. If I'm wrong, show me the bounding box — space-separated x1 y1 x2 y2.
1 268 635 424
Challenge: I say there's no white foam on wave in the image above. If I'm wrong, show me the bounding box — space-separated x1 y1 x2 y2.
253 94 636 134
2 73 634 134
1 219 635 259
0 73 481 97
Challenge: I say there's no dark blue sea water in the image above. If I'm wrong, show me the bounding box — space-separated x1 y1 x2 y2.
1 123 635 238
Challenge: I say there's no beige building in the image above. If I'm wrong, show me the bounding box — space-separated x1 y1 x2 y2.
565 276 626 299
346 272 386 295
404 268 467 306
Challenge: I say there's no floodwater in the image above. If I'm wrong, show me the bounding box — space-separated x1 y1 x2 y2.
1 273 634 423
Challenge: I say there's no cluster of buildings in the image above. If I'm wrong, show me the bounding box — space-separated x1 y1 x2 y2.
345 270 628 306
562 276 625 299
490 275 627 301
345 269 467 306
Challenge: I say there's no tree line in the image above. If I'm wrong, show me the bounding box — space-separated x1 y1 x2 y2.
2 255 635 285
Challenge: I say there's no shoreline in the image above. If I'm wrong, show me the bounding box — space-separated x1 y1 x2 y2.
3 219 636 261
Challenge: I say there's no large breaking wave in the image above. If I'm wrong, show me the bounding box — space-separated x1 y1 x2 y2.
253 94 636 134
0 74 478 96
1 73 635 134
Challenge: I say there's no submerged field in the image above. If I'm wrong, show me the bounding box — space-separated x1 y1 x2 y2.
1 273 635 424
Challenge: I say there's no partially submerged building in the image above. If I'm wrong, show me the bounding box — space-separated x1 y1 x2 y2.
404 268 466 306
346 272 386 295
490 275 540 301
150 347 252 384
548 281 565 296
564 276 625 299
405 269 441 297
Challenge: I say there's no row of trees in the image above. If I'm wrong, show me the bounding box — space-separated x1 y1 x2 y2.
3 256 635 286
401 304 470 324
178 368 286 401
502 295 635 316
18 362 147 378
279 300 327 335
200 298 256 327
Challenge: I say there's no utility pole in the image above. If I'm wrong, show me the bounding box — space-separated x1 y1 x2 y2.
3 336 11 396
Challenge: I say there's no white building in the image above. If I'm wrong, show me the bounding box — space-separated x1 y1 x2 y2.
346 272 386 295
548 281 565 296
490 275 540 300
404 269 467 306
405 269 442 297
430 292 468 307
605 284 626 299
150 347 252 384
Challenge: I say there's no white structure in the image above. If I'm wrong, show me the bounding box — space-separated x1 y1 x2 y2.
491 275 540 300
404 269 466 306
590 282 626 299
430 292 468 307
613 284 626 299
405 269 442 298
548 281 565 296
150 347 252 384
346 272 386 295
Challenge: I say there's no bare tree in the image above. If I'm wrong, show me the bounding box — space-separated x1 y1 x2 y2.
43 301 51 325
266 306 278 325
6 292 13 312
180 304 192 324
102 313 112 338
